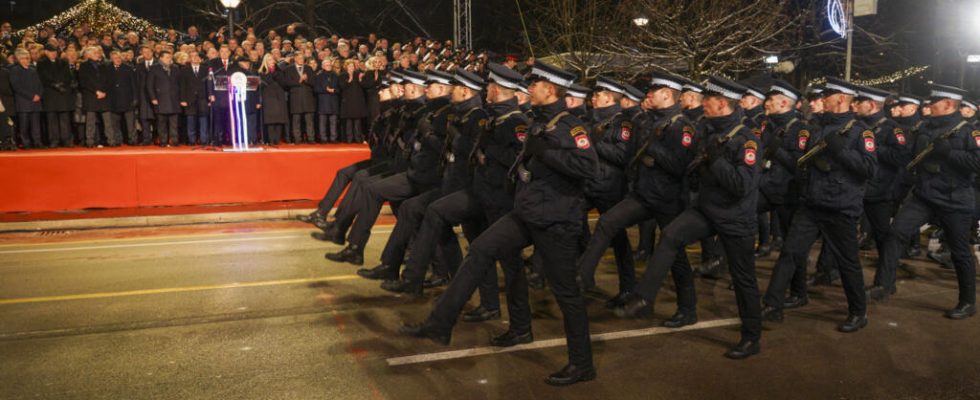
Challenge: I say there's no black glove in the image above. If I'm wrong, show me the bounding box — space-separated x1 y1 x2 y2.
524 135 548 157
932 137 952 157
824 132 844 153
706 141 725 161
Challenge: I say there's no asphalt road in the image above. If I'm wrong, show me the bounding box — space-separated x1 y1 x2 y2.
1 220 979 399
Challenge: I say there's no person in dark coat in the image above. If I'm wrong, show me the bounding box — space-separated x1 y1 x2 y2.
179 51 210 145
36 45 76 147
147 51 181 146
361 57 383 122
338 59 368 143
10 49 45 148
106 50 138 145
208 46 236 146
135 45 156 145
281 53 316 143
0 59 15 150
78 47 115 147
314 58 340 143
258 54 287 145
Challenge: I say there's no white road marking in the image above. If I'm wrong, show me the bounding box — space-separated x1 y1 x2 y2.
386 318 741 366
0 229 395 255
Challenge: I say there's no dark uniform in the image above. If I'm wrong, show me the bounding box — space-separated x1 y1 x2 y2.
617 76 762 359
875 84 980 318
763 78 876 332
578 75 694 315
327 71 454 263
756 81 808 302
401 62 598 386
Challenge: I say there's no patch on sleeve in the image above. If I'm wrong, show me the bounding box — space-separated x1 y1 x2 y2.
894 128 906 145
478 118 488 128
515 124 528 142
798 129 810 151
681 126 694 148
620 121 632 141
570 126 587 138
752 128 763 139
862 130 876 152
972 130 980 148
744 140 758 166
575 134 591 150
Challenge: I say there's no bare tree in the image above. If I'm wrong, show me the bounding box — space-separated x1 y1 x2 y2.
604 0 802 79
523 0 620 81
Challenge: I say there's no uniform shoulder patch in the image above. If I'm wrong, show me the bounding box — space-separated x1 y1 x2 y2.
798 129 810 150
743 140 758 166
574 133 591 149
862 130 876 152
620 121 632 141
894 127 906 145
681 126 694 148
752 128 763 138
570 125 587 138
972 130 980 148
515 124 528 142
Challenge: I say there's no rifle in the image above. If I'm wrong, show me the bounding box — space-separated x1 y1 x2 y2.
685 123 745 175
906 120 968 172
507 111 569 183
797 120 855 167
627 112 683 173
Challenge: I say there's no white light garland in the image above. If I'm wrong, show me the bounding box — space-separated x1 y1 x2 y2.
828 0 847 38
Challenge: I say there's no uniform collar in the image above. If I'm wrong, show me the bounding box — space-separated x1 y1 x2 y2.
592 104 621 122
490 97 519 116
532 100 566 121
453 95 482 113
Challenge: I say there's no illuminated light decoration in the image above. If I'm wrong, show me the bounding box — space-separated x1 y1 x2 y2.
828 0 847 38
14 0 165 38
807 65 930 88
229 72 250 151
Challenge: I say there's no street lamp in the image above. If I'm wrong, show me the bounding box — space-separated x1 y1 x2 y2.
967 54 980 64
220 0 241 41
633 17 649 27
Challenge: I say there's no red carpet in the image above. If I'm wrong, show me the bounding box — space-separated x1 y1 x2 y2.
0 145 369 213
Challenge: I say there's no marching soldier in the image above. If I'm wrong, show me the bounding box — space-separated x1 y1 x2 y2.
762 77 876 333
400 61 598 386
577 73 695 314
756 80 809 308
871 84 980 319
616 76 763 359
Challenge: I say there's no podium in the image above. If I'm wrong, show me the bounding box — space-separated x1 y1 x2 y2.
214 72 262 152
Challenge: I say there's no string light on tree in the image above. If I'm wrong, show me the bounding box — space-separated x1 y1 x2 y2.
828 0 847 38
14 0 165 38
808 65 930 88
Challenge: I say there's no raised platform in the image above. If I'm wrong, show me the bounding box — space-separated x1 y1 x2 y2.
0 145 369 214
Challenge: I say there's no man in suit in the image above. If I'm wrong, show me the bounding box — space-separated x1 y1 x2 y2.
78 47 115 147
180 51 210 145
135 45 156 145
282 53 316 143
107 50 138 145
9 48 44 148
208 46 235 145
36 44 76 147
147 51 181 146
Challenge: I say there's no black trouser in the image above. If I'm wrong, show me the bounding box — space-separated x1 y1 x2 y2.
427 212 592 369
578 192 634 292
380 188 447 273
265 124 284 145
46 111 72 147
84 111 113 147
877 195 977 305
156 114 178 145
864 199 896 272
317 160 372 214
757 194 803 297
139 114 155 145
347 172 421 249
578 194 678 294
343 118 362 143
637 219 657 255
634 208 761 341
112 111 137 145
383 189 470 280
185 114 208 145
291 113 314 143
317 113 338 142
17 111 41 147
765 207 866 316
399 189 514 311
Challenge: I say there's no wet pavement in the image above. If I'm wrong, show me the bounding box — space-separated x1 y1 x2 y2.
1 220 979 399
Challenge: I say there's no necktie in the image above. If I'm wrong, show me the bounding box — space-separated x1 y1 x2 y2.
194 66 198 74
